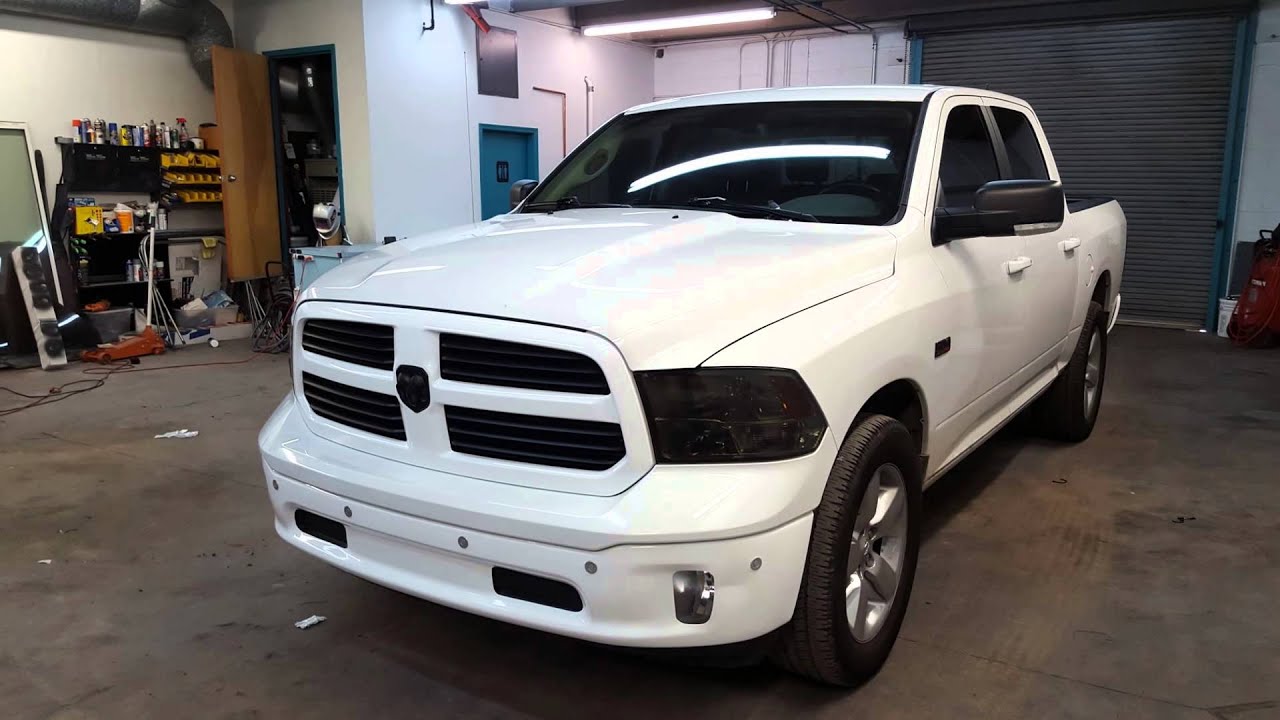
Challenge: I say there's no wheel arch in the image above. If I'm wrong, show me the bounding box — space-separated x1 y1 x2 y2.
849 378 929 458
1093 269 1113 312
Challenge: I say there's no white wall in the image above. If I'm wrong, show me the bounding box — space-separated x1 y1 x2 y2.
1231 0 1280 283
232 0 374 245
0 12 221 205
654 24 907 100
361 3 655 241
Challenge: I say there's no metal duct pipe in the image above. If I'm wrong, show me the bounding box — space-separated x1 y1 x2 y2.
0 0 231 87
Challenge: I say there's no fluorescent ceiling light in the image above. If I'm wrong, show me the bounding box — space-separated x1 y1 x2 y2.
628 144 891 193
583 8 777 37
444 1 484 4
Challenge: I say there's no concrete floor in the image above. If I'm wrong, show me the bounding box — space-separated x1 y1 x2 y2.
1 327 1278 719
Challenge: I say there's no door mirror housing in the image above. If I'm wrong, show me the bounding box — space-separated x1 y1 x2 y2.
935 179 1064 243
510 179 538 210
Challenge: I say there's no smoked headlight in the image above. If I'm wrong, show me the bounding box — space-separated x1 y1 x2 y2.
634 368 826 463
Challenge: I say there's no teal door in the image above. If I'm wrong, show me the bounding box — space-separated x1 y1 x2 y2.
479 124 538 219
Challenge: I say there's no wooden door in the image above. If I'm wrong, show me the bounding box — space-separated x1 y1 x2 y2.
213 46 280 281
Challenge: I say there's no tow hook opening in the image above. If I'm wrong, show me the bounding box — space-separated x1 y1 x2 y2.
673 570 715 624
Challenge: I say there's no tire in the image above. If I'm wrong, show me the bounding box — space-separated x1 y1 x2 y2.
775 414 923 686
1035 301 1107 442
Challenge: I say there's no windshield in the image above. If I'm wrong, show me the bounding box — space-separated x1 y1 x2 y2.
523 101 921 225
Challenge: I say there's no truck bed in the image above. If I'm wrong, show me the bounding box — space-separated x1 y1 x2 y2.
1067 196 1116 213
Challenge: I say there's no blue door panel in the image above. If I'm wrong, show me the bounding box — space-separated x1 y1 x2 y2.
479 126 537 220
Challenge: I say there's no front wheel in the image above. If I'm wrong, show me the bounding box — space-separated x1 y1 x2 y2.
775 414 922 686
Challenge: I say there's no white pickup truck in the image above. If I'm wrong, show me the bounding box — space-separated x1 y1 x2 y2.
260 85 1125 685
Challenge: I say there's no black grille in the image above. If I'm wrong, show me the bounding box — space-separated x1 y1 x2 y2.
302 372 405 440
445 406 625 471
302 319 394 370
439 334 609 395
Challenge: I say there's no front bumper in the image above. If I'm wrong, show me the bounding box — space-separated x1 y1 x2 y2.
260 395 831 647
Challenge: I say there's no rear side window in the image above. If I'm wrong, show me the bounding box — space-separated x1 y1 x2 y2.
937 105 1000 210
992 107 1049 180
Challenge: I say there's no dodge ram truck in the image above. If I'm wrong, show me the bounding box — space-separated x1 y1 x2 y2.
259 85 1126 685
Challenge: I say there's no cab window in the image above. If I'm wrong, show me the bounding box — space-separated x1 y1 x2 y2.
992 107 1050 180
937 105 1000 211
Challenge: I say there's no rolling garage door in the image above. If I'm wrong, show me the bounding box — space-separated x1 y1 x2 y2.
919 14 1240 326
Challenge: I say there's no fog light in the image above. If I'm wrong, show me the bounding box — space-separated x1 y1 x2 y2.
673 570 714 624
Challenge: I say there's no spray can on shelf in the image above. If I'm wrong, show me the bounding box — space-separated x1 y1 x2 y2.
71 119 82 143
158 122 169 149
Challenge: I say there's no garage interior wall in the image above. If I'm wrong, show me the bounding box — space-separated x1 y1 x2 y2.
361 3 655 242
653 24 907 100
1230 0 1280 281
0 2 233 206
232 0 374 247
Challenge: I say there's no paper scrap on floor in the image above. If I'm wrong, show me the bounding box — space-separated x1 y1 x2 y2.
294 615 326 630
155 429 199 439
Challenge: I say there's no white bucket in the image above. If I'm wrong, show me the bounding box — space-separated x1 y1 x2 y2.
1218 297 1238 338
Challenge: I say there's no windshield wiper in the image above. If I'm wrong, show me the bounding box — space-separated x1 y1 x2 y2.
635 197 818 222
522 195 631 212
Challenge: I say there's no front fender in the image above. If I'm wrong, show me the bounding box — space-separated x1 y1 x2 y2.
701 265 942 471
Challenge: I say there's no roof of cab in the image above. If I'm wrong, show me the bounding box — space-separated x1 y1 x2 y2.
626 85 1028 114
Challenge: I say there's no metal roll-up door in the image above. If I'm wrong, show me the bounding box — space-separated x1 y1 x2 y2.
920 14 1240 327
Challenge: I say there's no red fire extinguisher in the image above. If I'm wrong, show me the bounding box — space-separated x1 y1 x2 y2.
1229 224 1280 347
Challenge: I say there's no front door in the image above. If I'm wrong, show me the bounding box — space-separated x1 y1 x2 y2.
926 99 1031 438
479 125 537 220
986 98 1078 368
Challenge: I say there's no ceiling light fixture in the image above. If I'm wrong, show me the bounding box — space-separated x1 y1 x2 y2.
583 8 777 37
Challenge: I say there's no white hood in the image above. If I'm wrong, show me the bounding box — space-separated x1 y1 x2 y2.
302 208 897 369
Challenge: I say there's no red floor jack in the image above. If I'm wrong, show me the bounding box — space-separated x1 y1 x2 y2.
83 227 168 363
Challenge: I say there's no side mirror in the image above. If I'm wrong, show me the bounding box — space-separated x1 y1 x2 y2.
935 179 1064 243
510 179 538 210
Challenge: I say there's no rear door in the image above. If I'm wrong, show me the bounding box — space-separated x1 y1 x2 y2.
986 99 1078 368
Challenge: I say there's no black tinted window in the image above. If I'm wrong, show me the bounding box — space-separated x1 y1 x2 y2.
938 105 1000 210
992 107 1049 180
524 101 921 226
